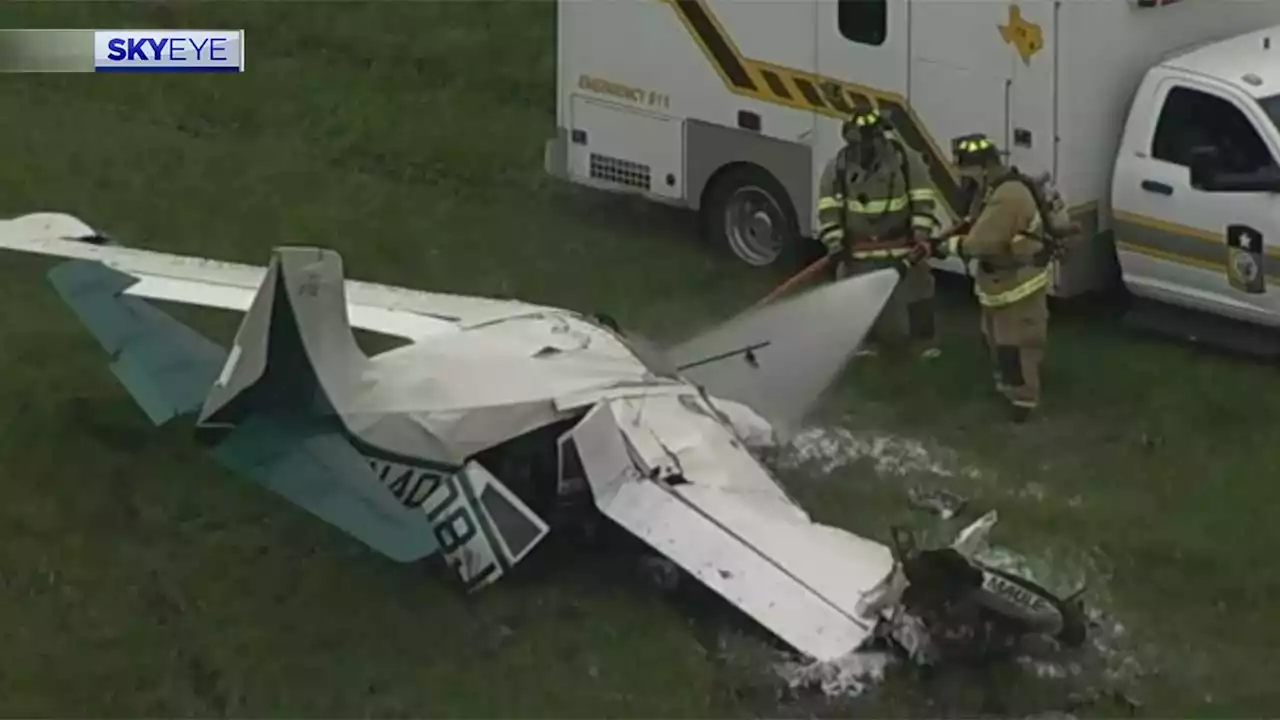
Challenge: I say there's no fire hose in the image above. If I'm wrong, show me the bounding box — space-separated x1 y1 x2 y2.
754 223 971 308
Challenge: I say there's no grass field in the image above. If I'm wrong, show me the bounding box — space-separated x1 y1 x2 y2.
2 1 1279 717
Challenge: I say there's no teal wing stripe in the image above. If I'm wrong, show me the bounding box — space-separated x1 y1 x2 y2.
212 415 442 563
47 259 227 426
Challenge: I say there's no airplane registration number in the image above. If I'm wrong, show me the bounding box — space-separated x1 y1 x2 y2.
368 458 502 590
420 473 502 589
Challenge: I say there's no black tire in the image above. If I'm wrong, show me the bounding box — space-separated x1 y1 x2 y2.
701 163 810 271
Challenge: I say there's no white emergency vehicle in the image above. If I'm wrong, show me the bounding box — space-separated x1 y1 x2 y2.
544 0 1280 330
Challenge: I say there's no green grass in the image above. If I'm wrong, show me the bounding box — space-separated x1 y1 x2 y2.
1 1 1279 716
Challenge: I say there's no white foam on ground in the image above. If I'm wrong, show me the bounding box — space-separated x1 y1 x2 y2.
783 426 964 477
772 544 1140 700
782 426 1091 514
768 425 1147 702
774 648 895 697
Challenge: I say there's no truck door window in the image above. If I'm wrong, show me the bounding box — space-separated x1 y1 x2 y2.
1151 86 1275 175
838 0 886 46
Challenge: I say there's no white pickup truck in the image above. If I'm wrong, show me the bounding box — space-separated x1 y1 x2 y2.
545 0 1280 334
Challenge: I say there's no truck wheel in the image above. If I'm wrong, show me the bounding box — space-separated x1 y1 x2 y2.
703 164 802 269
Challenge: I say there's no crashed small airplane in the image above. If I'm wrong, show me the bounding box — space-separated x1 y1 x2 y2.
0 212 915 663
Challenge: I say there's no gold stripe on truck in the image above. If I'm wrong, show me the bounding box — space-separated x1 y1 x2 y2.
664 0 964 217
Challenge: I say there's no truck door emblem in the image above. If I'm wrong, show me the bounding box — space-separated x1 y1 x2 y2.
1226 224 1266 294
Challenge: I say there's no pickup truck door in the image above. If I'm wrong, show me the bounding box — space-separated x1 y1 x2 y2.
1112 73 1280 326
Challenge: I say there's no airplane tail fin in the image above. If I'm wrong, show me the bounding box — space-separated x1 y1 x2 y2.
189 248 451 563
198 247 368 426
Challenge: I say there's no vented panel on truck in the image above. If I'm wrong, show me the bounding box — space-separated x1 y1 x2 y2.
589 153 651 190
568 96 684 201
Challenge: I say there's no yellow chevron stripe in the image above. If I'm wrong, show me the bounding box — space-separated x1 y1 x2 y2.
661 0 964 217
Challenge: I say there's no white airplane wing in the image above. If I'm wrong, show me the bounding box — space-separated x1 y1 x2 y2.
560 395 894 662
0 212 555 341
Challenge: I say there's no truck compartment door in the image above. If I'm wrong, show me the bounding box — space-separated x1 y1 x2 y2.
908 0 1014 172
1003 1 1108 298
1004 1 1054 176
910 61 1009 179
813 0 910 187
568 96 684 201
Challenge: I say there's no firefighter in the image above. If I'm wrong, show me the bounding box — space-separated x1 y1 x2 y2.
933 134 1052 423
816 105 941 358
